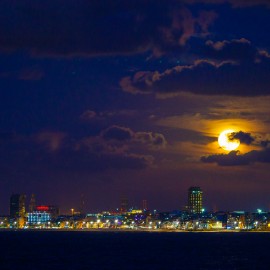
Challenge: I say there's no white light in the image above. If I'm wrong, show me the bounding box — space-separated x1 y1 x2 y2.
218 130 240 151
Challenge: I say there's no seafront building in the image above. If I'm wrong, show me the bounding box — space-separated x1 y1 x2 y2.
2 189 270 231
188 187 203 214
28 211 51 226
10 194 26 219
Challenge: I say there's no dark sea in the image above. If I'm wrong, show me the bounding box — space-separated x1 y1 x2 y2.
0 231 269 270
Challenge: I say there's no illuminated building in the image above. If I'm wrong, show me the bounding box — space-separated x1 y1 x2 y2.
130 209 143 214
10 194 26 218
36 205 59 219
188 187 203 214
28 212 51 225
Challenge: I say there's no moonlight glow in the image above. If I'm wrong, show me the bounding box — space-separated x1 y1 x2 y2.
218 130 240 151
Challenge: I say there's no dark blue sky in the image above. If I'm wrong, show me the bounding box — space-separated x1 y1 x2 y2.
1 0 270 214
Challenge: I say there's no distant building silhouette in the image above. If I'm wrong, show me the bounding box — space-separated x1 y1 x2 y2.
188 187 203 214
142 199 147 210
120 196 129 213
80 194 85 215
29 194 36 212
10 194 26 218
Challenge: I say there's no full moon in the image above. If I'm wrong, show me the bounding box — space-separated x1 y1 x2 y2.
218 129 240 151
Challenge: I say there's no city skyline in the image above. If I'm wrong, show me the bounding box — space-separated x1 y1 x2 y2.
2 186 270 232
1 1 270 214
3 186 268 216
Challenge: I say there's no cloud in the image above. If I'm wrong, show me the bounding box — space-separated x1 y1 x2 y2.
228 131 255 145
100 125 167 149
36 131 67 152
261 140 270 148
120 48 270 96
135 132 167 149
101 126 134 141
55 125 166 171
204 38 257 62
0 1 217 57
26 125 167 173
80 110 97 121
0 128 160 174
260 134 270 148
201 148 270 166
201 150 249 166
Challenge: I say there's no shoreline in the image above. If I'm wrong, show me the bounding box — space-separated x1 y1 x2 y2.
1 228 270 233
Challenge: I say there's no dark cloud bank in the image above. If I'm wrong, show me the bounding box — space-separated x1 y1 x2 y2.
201 149 270 166
229 131 254 145
120 39 270 97
0 0 218 57
201 131 270 166
1 0 268 58
0 126 167 175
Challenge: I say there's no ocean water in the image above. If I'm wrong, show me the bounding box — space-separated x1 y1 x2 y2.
0 231 269 270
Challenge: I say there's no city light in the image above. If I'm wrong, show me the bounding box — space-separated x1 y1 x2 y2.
2 188 270 232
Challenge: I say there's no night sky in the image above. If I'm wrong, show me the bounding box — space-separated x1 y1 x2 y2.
1 0 270 214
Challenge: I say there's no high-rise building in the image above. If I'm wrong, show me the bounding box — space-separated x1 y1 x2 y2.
188 187 203 214
29 194 36 212
142 199 147 210
120 196 129 213
10 194 26 218
80 194 85 215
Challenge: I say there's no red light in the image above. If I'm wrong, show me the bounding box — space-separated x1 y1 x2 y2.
36 205 49 211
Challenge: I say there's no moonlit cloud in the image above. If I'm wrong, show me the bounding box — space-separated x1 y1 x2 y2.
228 131 255 145
120 50 270 97
201 148 270 166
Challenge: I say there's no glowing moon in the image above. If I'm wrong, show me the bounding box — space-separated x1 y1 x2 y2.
218 130 240 151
